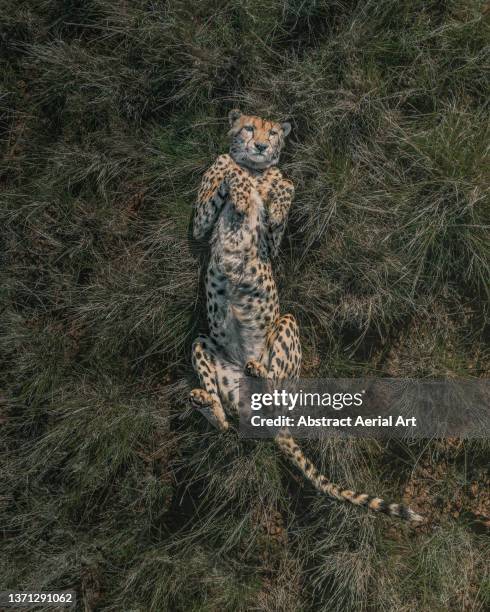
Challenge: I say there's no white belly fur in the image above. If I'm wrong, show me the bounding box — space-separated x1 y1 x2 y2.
209 188 270 366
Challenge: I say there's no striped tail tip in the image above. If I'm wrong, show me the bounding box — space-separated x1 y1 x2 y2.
345 494 424 523
384 502 424 523
404 507 424 523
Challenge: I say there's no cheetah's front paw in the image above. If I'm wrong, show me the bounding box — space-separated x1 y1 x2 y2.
226 168 253 214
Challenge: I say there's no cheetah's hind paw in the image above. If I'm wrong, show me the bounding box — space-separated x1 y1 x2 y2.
189 388 229 431
245 359 268 379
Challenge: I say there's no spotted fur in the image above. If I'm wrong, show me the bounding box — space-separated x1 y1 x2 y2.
190 111 423 523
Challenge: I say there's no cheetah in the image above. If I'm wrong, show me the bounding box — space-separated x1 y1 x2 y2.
190 110 423 523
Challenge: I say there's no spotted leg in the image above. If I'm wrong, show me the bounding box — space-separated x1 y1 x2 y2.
193 154 234 240
190 335 230 431
245 314 302 382
226 163 255 215
258 167 295 258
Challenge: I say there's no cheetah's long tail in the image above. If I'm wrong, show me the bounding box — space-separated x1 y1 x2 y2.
275 429 423 523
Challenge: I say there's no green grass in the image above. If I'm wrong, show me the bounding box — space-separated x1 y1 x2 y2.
1 1 489 610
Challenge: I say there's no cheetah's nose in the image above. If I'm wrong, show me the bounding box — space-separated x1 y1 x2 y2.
255 142 267 153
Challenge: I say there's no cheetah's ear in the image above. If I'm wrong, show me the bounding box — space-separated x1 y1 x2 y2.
281 122 292 137
228 109 242 126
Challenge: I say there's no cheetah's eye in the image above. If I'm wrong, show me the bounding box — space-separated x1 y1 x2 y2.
269 130 278 136
244 125 254 133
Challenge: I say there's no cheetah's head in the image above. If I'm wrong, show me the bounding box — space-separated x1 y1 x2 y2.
228 110 291 171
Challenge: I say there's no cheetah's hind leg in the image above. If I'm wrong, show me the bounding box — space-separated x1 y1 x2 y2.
245 314 302 382
244 313 301 424
244 313 301 423
190 335 229 431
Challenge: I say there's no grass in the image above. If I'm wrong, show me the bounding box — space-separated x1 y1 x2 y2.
1 1 489 610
